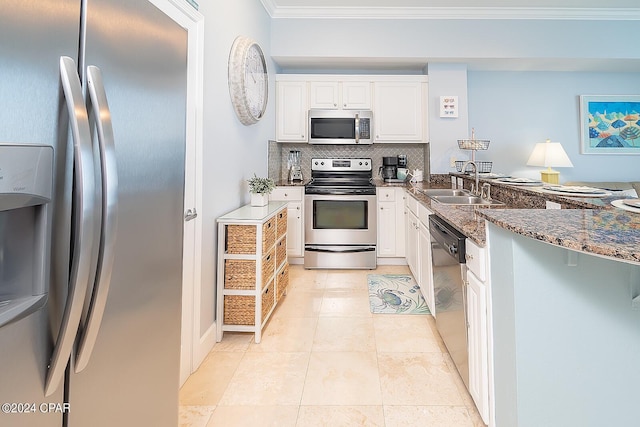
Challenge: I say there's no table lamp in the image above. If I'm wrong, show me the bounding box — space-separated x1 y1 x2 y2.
526 139 573 184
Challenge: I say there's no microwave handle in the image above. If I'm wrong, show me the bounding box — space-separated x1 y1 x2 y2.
355 113 360 144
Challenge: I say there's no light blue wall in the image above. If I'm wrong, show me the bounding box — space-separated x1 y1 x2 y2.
489 224 640 427
270 17 640 179
198 0 273 330
468 71 640 182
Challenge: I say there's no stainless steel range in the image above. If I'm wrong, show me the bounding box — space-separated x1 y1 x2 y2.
304 158 377 269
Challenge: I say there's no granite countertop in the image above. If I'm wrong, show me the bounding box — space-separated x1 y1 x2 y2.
382 176 640 265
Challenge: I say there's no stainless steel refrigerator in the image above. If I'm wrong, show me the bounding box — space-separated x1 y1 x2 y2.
0 0 187 425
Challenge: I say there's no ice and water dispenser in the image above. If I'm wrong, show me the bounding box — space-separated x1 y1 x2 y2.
0 144 53 327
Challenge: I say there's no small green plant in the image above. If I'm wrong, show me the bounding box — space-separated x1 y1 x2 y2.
247 174 275 194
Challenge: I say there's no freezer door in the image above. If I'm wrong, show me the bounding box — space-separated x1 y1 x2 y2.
66 0 187 426
0 1 81 426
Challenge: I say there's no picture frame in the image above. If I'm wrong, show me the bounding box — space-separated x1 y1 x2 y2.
580 95 640 155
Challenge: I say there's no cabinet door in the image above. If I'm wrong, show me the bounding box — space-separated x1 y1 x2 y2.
286 202 303 257
419 222 434 314
406 210 420 281
377 200 396 256
342 81 371 109
373 81 424 142
276 81 308 141
467 271 490 423
394 188 406 258
309 81 339 109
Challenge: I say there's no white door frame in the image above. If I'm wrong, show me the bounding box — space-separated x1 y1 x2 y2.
148 0 209 386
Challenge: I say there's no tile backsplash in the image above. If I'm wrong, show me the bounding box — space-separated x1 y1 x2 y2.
269 141 428 182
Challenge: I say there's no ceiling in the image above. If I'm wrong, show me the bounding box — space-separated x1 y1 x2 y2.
260 0 640 20
261 0 640 72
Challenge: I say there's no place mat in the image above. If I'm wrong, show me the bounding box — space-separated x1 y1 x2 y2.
623 199 640 208
495 177 544 186
478 173 508 179
611 199 640 213
540 186 612 197
368 274 430 315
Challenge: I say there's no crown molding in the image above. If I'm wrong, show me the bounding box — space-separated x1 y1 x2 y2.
262 6 640 20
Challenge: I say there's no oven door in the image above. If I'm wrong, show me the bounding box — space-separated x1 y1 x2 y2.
304 193 377 269
304 193 376 245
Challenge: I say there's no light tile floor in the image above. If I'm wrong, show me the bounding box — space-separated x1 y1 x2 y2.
179 265 486 427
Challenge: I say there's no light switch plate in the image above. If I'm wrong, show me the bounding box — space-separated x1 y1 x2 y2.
439 95 458 118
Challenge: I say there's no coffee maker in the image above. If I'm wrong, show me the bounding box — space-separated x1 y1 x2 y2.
379 156 398 182
287 150 303 182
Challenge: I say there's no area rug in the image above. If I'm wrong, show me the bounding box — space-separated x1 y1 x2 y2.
368 274 430 315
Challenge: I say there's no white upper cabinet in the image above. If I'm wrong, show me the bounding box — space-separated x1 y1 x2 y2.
373 80 427 143
310 81 371 110
276 75 427 143
276 80 308 142
341 81 371 109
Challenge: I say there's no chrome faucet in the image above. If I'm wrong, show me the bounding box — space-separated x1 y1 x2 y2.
463 160 479 195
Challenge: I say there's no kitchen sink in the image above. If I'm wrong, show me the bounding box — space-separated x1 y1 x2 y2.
419 188 472 197
430 195 505 206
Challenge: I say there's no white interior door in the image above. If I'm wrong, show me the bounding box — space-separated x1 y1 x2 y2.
146 0 205 387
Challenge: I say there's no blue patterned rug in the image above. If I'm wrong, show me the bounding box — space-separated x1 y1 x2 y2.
368 274 430 315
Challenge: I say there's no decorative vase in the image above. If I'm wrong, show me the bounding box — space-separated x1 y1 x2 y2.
250 193 269 207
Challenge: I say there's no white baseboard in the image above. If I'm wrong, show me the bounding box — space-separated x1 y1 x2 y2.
288 257 304 265
193 321 216 370
376 257 408 266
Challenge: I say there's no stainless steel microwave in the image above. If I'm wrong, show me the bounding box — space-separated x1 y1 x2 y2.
308 109 373 144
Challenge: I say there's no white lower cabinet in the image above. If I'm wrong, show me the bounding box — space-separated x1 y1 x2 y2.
405 201 420 280
466 239 491 425
418 205 434 314
269 186 304 258
377 187 406 258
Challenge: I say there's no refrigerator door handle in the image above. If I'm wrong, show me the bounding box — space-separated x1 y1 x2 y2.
74 65 119 373
45 56 96 396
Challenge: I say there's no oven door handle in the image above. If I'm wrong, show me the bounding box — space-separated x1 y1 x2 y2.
305 246 375 254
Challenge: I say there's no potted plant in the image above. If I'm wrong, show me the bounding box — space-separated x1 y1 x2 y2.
247 174 275 206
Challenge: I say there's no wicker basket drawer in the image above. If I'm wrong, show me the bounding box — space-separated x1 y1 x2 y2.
262 217 276 252
226 224 257 254
223 279 274 326
275 237 287 267
261 280 275 323
224 248 275 290
276 208 287 238
276 263 289 302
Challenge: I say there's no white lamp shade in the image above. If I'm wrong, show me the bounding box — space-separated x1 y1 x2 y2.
526 140 573 168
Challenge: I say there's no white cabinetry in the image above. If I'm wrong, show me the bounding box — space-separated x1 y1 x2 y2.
276 80 308 142
269 186 304 258
418 204 434 314
465 238 490 425
373 80 427 143
405 193 420 280
377 187 406 258
309 81 371 110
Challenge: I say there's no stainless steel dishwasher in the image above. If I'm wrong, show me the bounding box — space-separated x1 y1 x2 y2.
429 214 469 387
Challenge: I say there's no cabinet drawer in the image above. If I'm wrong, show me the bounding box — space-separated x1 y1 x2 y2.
270 186 303 201
224 247 275 290
466 239 487 282
223 278 274 326
275 236 287 267
276 208 287 238
276 263 289 302
377 188 395 201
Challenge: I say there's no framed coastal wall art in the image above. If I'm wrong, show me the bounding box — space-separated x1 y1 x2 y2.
580 95 640 154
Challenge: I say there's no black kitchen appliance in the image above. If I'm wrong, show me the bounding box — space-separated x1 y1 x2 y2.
379 156 398 181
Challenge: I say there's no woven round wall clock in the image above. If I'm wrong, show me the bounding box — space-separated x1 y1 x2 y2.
228 36 268 126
